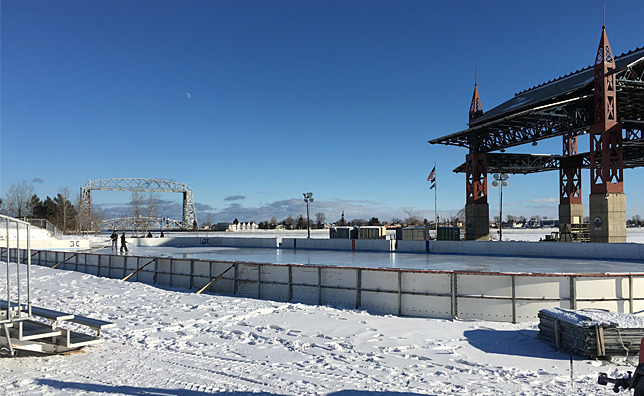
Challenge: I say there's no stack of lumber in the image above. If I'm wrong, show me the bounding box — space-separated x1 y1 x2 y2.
538 308 644 359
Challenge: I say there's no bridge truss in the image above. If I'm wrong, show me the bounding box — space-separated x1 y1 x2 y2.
97 217 183 232
80 178 197 230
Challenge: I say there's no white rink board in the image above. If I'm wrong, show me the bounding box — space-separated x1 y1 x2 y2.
401 294 451 318
402 272 451 294
515 276 569 299
360 291 398 315
28 249 644 323
321 267 357 288
575 276 629 299
456 274 512 297
361 270 397 292
458 298 514 321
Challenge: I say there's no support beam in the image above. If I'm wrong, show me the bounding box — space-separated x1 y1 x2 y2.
559 134 583 240
465 152 489 240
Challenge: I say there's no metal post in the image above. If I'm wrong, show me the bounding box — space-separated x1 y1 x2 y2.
288 265 292 302
570 276 577 310
26 224 31 317
16 222 21 314
233 264 238 295
629 275 634 313
318 267 322 305
397 271 402 316
189 260 194 290
492 174 509 241
499 181 503 241
511 275 516 324
306 201 310 239
451 272 458 320
257 264 261 299
355 268 361 309
303 193 314 239
5 220 10 319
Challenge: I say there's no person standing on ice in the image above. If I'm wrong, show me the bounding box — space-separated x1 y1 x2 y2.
120 232 129 253
110 231 118 250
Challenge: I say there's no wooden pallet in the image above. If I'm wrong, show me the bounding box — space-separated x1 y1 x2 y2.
538 308 644 359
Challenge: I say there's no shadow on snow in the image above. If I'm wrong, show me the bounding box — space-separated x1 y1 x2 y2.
464 328 574 360
37 379 425 395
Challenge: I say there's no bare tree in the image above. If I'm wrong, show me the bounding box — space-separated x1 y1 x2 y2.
5 181 34 218
55 187 76 232
130 191 146 236
403 209 422 226
315 212 326 227
456 207 465 223
142 192 160 232
91 206 105 233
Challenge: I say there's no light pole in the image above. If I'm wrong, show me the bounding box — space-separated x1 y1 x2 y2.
303 192 314 238
492 173 509 241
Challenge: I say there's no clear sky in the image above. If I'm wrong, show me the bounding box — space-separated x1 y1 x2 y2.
1 0 643 224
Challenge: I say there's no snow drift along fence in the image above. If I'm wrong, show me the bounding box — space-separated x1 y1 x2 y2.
23 250 644 323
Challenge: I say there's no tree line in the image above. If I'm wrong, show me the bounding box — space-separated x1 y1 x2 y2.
0 181 92 233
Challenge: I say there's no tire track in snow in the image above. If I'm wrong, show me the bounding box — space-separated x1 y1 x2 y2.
154 349 316 395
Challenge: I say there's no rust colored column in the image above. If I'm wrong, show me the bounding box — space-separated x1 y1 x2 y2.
464 82 489 241
559 135 583 241
589 26 625 242
465 152 490 240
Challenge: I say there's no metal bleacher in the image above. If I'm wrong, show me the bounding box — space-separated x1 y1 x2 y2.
560 223 591 242
1 214 114 355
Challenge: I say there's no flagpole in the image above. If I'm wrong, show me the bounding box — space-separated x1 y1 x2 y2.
434 161 437 237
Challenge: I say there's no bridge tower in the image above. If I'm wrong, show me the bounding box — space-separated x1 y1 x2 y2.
464 82 490 241
588 25 626 242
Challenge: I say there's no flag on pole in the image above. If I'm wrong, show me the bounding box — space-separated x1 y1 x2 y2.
427 166 436 189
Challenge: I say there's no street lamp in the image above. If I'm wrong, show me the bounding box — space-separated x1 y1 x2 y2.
491 173 509 241
303 192 314 238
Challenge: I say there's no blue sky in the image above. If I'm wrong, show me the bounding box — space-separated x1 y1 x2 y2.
1 0 643 224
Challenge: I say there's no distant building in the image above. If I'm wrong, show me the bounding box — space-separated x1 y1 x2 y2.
215 221 257 232
540 219 559 228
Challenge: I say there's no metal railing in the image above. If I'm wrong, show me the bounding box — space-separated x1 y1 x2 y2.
1 215 33 356
27 249 644 324
22 218 63 238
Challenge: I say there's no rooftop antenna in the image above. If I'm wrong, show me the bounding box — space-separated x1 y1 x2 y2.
603 1 605 27
475 66 477 86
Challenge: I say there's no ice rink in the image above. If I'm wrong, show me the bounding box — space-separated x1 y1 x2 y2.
93 243 644 275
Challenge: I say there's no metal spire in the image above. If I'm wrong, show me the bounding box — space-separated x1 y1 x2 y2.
469 67 483 123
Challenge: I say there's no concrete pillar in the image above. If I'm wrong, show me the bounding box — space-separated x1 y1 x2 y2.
589 193 626 243
559 203 584 226
465 203 489 241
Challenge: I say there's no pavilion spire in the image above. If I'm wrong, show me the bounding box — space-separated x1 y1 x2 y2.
469 68 483 123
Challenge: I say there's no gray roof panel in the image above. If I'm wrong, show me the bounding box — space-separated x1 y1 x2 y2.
473 47 644 124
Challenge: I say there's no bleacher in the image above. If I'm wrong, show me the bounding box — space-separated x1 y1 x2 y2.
1 214 114 356
0 299 114 354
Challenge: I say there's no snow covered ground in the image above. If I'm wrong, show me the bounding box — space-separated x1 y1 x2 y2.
1 264 639 395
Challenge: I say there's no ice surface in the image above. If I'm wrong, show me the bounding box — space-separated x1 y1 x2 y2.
90 243 643 274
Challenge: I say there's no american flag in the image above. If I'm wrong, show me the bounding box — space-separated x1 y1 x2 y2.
427 166 436 189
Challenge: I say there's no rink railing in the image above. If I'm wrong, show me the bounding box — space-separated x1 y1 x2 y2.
21 249 644 323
